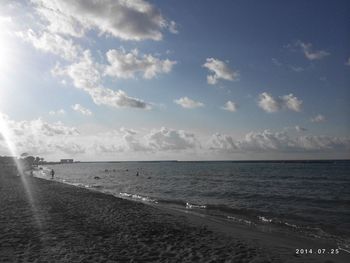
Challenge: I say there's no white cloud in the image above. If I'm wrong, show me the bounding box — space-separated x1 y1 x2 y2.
56 142 85 154
93 127 199 153
90 88 152 109
17 29 81 61
168 20 178 34
295 41 330 61
203 58 239 85
258 92 302 113
146 127 198 151
310 114 326 123
13 119 79 137
281 94 303 112
52 50 152 109
221 101 238 112
1 112 349 159
92 128 148 153
31 0 176 41
0 113 83 156
209 130 350 153
49 109 66 115
105 48 176 79
209 133 237 151
295 125 307 132
174 97 204 109
258 92 281 113
72 104 92 116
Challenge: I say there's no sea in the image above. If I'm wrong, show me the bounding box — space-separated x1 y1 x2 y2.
36 160 350 250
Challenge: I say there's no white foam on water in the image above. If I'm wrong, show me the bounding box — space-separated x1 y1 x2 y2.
186 202 206 209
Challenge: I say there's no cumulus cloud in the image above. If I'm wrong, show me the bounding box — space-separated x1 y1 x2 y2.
17 29 81 61
221 101 238 112
203 58 239 85
14 119 79 137
72 104 92 116
1 112 349 159
209 130 350 153
31 0 176 41
105 48 176 79
174 97 204 109
0 112 82 156
93 127 199 153
52 50 152 109
56 142 85 154
295 40 330 61
310 114 326 123
209 133 237 151
146 127 198 151
258 92 302 113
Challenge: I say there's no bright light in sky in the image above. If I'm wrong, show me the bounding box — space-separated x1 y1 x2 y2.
0 0 349 161
0 17 13 74
0 113 16 157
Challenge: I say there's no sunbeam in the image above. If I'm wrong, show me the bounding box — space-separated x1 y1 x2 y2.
0 113 43 229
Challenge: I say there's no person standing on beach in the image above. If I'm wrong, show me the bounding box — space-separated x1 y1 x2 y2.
50 169 55 179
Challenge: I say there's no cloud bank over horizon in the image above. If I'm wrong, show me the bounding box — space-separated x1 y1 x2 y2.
1 112 349 160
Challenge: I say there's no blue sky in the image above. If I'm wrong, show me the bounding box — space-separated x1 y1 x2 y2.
0 0 349 161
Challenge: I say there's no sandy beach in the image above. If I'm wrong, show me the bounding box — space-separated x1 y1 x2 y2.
0 171 348 263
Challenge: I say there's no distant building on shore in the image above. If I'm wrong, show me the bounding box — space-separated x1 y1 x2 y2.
60 159 74 164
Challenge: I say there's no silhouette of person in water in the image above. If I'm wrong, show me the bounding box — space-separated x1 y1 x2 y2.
136 171 139 176
50 169 55 179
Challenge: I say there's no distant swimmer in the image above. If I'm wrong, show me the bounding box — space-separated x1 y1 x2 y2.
104 169 108 172
50 169 55 179
136 171 139 176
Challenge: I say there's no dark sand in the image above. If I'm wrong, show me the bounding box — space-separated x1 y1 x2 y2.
0 171 349 262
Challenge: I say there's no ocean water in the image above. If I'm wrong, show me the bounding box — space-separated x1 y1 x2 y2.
37 161 350 249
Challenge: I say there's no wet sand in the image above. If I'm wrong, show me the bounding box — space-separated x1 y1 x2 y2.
0 171 349 262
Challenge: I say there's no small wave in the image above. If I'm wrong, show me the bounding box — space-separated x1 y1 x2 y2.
64 181 91 189
258 216 272 223
227 216 255 226
119 192 158 203
186 202 207 209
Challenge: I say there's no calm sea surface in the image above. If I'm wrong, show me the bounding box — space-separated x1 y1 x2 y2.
37 161 350 249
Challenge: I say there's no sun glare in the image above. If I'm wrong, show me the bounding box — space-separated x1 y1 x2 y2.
0 16 15 76
0 113 17 157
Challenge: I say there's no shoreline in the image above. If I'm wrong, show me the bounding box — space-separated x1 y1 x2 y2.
1 171 349 262
41 166 349 252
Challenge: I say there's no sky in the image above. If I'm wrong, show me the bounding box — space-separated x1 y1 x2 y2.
0 0 349 161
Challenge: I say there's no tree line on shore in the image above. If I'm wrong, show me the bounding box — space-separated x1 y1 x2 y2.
0 153 45 175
